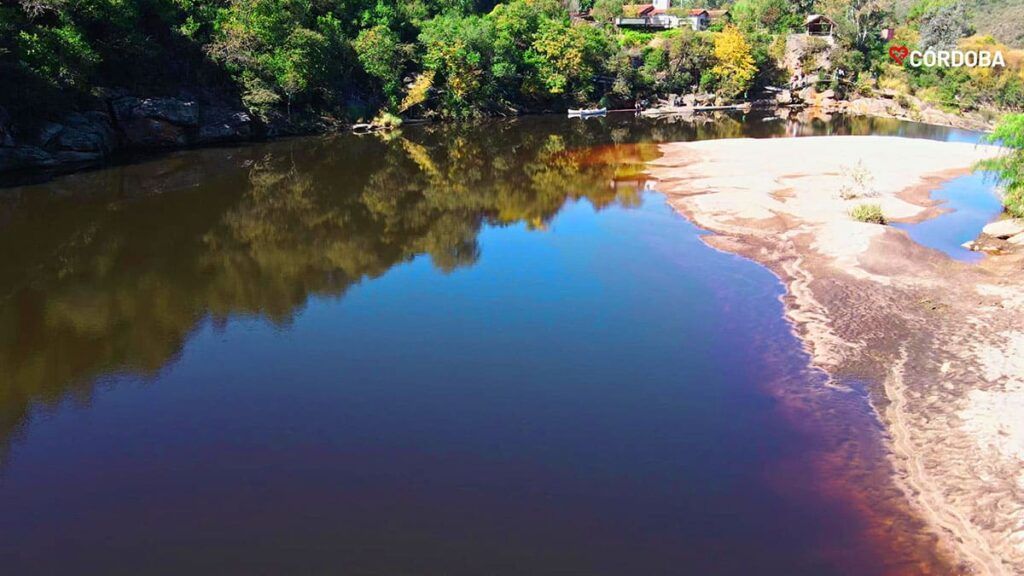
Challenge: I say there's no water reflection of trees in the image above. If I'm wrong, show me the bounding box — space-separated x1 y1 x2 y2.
0 112 960 454
0 117 662 453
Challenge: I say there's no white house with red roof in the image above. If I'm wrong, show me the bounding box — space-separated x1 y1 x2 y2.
615 0 680 29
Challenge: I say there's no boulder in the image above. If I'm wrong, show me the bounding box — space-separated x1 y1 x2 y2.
1009 232 1024 246
33 122 64 147
0 145 57 172
112 97 199 127
775 89 793 105
982 218 1024 239
0 107 13 148
197 107 253 144
848 97 895 117
696 93 715 105
111 96 198 148
55 112 115 154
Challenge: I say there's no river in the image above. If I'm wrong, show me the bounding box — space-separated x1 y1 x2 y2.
0 113 990 574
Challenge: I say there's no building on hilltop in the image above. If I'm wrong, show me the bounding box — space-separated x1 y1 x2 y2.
804 14 835 37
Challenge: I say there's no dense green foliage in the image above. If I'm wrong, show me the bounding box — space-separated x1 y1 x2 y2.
1 0 1021 125
0 0 753 123
980 113 1024 217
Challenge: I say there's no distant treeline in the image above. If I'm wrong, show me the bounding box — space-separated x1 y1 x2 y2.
1 0 1022 125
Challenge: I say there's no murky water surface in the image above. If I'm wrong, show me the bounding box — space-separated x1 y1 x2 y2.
0 114 985 574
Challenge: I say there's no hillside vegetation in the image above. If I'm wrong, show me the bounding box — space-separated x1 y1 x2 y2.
897 0 1024 48
1 0 1022 131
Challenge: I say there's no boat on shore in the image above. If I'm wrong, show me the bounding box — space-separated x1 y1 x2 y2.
567 108 607 117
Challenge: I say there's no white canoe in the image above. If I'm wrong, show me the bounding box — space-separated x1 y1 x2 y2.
567 108 607 117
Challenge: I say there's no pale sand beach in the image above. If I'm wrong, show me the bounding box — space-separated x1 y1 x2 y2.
649 136 1024 575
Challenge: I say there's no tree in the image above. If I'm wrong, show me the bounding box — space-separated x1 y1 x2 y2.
419 13 496 116
526 19 611 103
354 25 405 107
815 0 892 53
918 0 972 51
590 0 624 22
731 0 801 36
711 26 756 98
979 114 1024 217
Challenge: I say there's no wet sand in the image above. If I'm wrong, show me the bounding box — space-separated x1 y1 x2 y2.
648 136 1023 575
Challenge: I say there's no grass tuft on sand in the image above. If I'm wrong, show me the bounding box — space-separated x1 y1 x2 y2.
851 203 886 224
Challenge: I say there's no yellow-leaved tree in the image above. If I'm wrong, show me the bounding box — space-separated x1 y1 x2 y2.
711 26 757 99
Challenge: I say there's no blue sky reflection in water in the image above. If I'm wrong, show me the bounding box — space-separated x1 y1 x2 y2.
0 114 979 574
893 172 1004 262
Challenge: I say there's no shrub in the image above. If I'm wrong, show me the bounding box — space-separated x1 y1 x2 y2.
978 113 1024 217
838 160 878 199
850 203 887 224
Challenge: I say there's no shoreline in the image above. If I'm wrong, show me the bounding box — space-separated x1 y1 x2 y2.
0 102 1000 186
647 136 1023 575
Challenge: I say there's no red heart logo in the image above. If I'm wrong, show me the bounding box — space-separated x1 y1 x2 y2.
889 45 909 65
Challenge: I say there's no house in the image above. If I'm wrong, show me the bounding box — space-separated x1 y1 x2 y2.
804 14 835 37
615 0 682 30
688 9 709 31
686 8 729 31
706 9 730 24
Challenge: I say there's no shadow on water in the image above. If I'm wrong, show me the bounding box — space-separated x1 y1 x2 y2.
0 112 980 574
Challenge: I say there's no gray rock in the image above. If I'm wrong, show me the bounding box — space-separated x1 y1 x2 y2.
52 111 114 154
197 107 253 144
0 146 57 172
775 89 793 105
111 96 198 148
982 218 1024 239
34 122 65 147
1008 232 1024 246
123 118 188 148
0 107 14 147
112 97 199 127
52 149 106 165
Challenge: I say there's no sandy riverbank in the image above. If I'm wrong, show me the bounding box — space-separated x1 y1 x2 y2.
648 136 1023 575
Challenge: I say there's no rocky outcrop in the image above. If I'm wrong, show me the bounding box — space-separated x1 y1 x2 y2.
981 218 1024 239
0 108 114 172
1 94 258 176
197 106 254 144
783 86 996 132
783 34 835 78
962 219 1024 254
111 97 198 148
110 96 255 148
